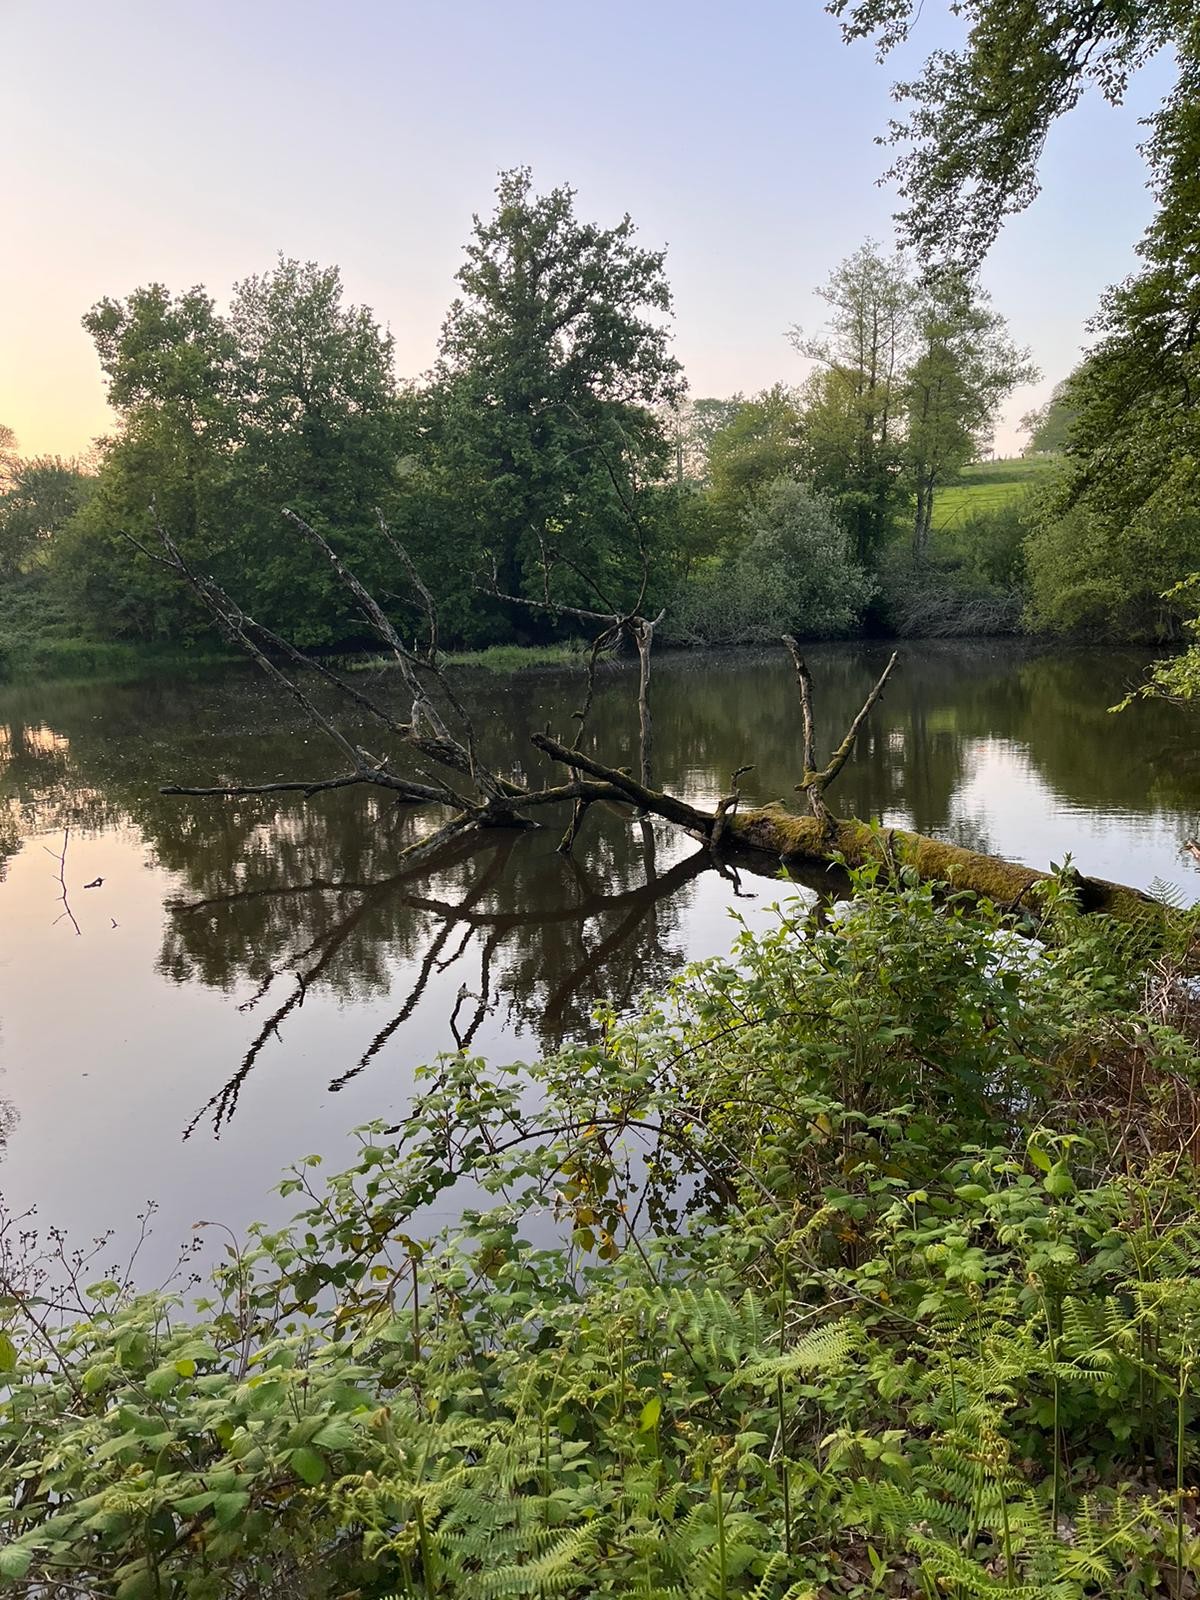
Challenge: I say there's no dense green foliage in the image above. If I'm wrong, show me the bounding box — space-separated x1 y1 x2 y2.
705 387 804 520
50 264 405 647
876 463 1049 638
7 6 1200 653
829 0 1190 272
0 456 91 582
786 246 1031 568
1112 577 1200 712
2 166 1040 668
6 868 1200 1596
834 3 1200 639
416 168 683 641
667 479 874 645
1022 133 1200 641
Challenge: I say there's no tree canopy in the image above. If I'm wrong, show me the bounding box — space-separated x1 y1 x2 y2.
2 172 1059 664
829 0 1191 269
57 262 404 644
831 1 1200 639
425 167 683 635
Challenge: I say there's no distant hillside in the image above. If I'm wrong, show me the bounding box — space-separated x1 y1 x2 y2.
931 456 1059 530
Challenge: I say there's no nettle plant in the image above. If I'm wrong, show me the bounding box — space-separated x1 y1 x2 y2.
3 868 1200 1598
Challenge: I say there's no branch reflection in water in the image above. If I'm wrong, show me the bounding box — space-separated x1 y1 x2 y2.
164 800 834 1140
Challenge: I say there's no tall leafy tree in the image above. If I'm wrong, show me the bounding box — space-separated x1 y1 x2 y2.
0 457 92 580
833 0 1200 636
63 264 403 643
60 286 238 637
667 396 746 486
706 386 802 519
226 258 404 640
427 168 683 632
792 242 913 563
903 276 1036 557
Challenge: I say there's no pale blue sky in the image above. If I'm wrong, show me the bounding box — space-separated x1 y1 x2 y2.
2 0 1175 457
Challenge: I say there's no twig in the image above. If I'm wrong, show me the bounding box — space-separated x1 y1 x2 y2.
782 637 898 831
44 828 81 936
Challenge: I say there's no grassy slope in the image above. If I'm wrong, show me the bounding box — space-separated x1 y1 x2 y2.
930 455 1058 531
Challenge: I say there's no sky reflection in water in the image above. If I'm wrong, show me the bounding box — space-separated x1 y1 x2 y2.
0 641 1196 1277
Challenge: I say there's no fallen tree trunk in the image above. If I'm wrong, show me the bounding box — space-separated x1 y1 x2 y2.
530 749 1160 924
723 807 1159 922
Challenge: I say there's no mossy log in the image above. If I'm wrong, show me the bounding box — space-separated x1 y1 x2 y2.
726 805 1160 923
531 737 1161 925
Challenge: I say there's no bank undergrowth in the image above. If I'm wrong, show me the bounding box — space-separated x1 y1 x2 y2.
4 865 1200 1597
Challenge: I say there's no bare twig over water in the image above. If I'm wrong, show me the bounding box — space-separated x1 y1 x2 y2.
44 828 81 937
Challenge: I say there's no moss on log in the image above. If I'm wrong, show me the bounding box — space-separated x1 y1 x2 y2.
532 733 1161 923
727 804 1160 923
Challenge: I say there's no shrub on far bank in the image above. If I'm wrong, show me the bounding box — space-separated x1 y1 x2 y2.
0 572 230 684
879 496 1029 638
1024 500 1200 642
878 554 1023 638
666 477 874 645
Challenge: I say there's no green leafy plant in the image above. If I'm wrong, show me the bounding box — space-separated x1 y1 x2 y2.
4 871 1200 1596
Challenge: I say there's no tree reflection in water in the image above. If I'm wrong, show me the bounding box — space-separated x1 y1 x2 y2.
4 641 1200 1152
165 803 829 1137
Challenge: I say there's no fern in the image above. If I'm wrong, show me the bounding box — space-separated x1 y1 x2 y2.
467 1522 608 1598
732 1318 855 1387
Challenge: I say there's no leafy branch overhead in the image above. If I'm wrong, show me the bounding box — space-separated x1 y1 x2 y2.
828 0 1189 270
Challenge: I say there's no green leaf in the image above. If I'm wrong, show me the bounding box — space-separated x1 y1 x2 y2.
289 1445 326 1486
116 1566 158 1600
214 1491 251 1527
174 1358 197 1379
0 1331 16 1373
311 1418 358 1450
1044 1162 1075 1197
0 1546 32 1580
639 1396 662 1432
172 1491 217 1515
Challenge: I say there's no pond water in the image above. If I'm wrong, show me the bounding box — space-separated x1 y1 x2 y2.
1 641 1196 1278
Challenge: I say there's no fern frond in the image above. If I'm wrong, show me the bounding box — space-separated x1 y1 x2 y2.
467 1520 608 1598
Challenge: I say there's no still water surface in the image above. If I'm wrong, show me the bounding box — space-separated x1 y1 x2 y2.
0 642 1196 1276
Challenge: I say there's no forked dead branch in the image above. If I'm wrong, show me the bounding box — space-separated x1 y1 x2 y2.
146 508 1159 922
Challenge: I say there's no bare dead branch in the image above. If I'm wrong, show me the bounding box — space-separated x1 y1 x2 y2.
282 508 502 800
782 636 819 782
710 765 754 856
782 636 899 831
531 732 713 835
375 508 439 661
148 514 373 780
44 828 81 936
822 651 899 788
160 773 452 805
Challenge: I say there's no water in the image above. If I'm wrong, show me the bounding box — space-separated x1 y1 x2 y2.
0 641 1195 1277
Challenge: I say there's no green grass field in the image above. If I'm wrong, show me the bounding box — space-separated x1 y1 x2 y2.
343 642 582 675
931 456 1058 531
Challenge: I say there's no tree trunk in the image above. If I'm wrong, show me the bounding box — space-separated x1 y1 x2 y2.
531 734 1158 923
633 617 655 790
913 482 927 558
723 808 1157 922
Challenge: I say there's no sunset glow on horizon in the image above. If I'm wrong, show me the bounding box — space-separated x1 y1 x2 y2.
4 0 1176 461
